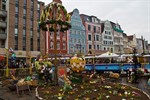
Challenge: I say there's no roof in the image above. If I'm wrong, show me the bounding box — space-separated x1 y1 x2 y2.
123 33 127 37
127 35 133 41
110 21 124 33
80 14 100 23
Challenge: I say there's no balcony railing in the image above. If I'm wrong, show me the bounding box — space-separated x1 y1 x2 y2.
0 32 7 39
0 21 7 28
0 10 7 17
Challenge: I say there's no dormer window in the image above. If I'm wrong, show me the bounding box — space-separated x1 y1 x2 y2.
87 18 89 21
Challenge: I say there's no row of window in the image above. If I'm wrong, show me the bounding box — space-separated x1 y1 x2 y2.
49 32 66 38
104 47 113 52
105 31 111 35
104 36 112 40
88 44 100 50
14 35 39 51
14 1 41 51
50 42 66 50
88 34 100 41
103 41 113 45
70 30 85 35
70 38 85 44
1 0 6 10
88 25 100 32
14 28 40 51
15 0 34 8
69 46 85 53
87 40 113 52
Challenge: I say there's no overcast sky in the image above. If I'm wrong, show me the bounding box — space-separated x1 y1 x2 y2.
42 0 150 43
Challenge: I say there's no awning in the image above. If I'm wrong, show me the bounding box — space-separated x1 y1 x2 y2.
96 52 119 58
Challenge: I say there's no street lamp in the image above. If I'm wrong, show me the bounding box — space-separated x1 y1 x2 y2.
5 48 9 77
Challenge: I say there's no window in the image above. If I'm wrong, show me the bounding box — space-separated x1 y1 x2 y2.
96 35 99 41
14 36 18 50
37 3 40 10
78 31 80 35
30 30 33 37
37 12 40 20
97 45 99 50
1 39 4 48
31 10 33 18
23 37 26 50
82 39 84 44
14 28 18 36
15 17 18 25
24 0 26 6
57 42 60 49
23 8 26 15
23 18 26 27
93 26 96 33
89 44 92 49
30 38 33 51
70 38 73 42
88 25 91 31
74 30 76 34
111 48 113 52
98 27 100 32
31 0 34 9
2 4 6 10
74 38 76 43
57 32 60 38
104 47 106 50
23 29 26 36
30 20 33 29
15 6 18 13
78 39 80 43
15 0 18 5
37 32 40 38
50 42 54 49
63 42 66 50
62 33 66 37
70 30 72 34
37 39 40 51
88 34 92 41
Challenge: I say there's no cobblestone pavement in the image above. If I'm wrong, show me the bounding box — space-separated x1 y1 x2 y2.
0 85 37 100
0 77 150 100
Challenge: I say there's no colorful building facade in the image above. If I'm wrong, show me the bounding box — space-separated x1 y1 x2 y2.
68 9 86 54
101 20 114 52
80 14 101 54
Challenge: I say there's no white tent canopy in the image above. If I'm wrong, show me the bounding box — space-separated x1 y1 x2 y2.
96 52 119 58
143 55 150 57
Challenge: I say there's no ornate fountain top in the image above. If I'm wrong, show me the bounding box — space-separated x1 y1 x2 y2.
53 0 62 3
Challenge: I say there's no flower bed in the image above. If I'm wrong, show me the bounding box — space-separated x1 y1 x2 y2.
36 79 150 100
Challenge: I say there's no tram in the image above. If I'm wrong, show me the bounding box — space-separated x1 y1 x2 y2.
84 54 150 73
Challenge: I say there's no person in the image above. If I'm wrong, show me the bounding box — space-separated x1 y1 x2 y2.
66 65 71 75
44 66 53 84
38 63 45 81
